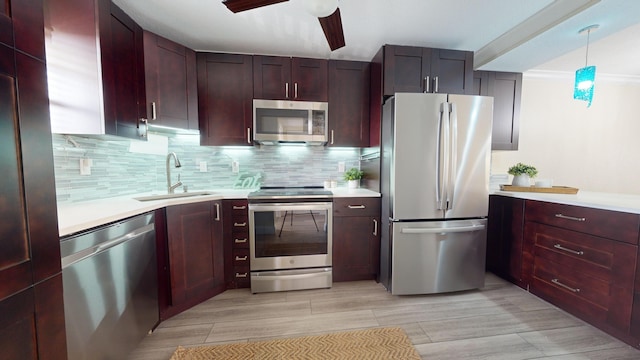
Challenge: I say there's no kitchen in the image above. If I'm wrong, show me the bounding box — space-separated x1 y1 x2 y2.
3 0 640 359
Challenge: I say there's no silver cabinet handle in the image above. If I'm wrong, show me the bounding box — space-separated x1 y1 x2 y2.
424 75 430 92
285 82 289 98
555 213 586 222
348 205 365 209
214 203 221 221
235 238 248 244
233 205 247 210
294 82 298 99
554 244 584 256
331 130 334 145
551 278 580 293
234 222 247 227
151 102 157 120
235 272 248 278
434 76 439 93
247 128 251 144
235 255 248 261
373 219 378 236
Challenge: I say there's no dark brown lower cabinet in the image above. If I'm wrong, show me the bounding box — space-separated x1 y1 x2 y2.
332 197 381 282
160 201 224 319
0 275 66 360
223 199 250 289
486 195 526 288
489 195 640 349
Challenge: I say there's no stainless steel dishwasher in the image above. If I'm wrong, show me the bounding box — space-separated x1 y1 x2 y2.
60 212 158 360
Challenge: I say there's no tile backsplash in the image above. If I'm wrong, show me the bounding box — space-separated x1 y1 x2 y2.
52 133 361 203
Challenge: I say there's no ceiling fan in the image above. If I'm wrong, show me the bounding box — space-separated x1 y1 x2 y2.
222 0 346 51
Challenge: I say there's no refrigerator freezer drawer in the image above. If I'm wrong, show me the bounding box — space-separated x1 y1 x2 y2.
391 219 487 295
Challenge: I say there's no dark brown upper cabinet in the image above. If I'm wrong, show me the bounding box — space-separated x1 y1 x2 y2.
143 31 198 131
197 52 254 146
45 0 146 140
474 71 522 150
254 55 328 101
381 45 474 96
327 60 371 147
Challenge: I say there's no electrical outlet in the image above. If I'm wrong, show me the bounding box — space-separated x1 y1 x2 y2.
232 161 239 174
338 161 345 172
79 158 92 176
199 161 207 172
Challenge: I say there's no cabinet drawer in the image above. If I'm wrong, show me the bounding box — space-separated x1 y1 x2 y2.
525 200 640 244
232 236 249 249
228 200 248 217
233 249 249 266
333 197 381 217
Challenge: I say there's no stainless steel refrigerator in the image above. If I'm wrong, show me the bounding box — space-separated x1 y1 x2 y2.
379 92 493 295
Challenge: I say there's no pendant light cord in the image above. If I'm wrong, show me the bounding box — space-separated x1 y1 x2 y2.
585 28 591 67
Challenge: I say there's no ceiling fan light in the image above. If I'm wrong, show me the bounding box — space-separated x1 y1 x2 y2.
303 0 338 17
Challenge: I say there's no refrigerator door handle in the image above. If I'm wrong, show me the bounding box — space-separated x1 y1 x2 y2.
447 102 458 211
436 102 448 210
400 224 486 234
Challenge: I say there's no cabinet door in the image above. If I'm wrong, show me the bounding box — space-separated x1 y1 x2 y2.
489 72 522 150
99 1 146 139
486 195 526 288
333 216 380 282
143 31 198 130
197 52 253 146
166 201 224 306
383 45 431 95
332 197 381 282
291 57 327 101
430 49 473 95
253 55 291 100
328 60 370 147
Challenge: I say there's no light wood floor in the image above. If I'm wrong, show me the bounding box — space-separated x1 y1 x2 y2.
129 273 640 359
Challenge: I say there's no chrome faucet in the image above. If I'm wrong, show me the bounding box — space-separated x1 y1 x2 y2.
166 152 183 193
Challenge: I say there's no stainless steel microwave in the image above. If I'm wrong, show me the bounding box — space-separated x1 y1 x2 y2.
253 99 328 145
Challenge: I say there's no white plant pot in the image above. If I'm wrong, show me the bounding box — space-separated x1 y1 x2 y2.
347 179 360 189
512 174 531 187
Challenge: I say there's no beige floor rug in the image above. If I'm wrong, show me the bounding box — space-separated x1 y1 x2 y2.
169 327 421 359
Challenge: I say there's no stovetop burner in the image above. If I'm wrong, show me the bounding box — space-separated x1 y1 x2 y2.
248 186 333 201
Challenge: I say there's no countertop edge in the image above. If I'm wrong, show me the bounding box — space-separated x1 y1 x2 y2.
58 188 381 237
493 190 640 215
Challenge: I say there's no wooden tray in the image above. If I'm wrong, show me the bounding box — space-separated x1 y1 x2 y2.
499 185 579 194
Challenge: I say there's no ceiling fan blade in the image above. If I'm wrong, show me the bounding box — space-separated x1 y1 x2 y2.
223 0 288 13
318 8 345 51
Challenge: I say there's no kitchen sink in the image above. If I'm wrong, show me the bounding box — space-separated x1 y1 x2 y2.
133 191 215 202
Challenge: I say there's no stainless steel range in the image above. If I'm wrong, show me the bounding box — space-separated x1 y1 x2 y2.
248 187 333 293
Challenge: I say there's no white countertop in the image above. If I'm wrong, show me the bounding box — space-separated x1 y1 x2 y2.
494 190 640 215
57 188 381 237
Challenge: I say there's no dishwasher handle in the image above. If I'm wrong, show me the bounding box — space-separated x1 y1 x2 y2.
61 223 155 269
400 224 485 234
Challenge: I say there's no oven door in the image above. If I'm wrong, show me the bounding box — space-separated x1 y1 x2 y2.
249 202 333 272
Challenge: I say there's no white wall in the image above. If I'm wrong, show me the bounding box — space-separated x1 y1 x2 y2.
491 73 640 195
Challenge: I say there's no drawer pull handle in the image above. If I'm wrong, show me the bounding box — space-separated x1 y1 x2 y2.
234 222 247 227
555 214 586 222
553 244 584 256
235 272 248 278
233 206 247 210
551 278 580 293
348 205 366 209
235 255 248 261
235 238 248 244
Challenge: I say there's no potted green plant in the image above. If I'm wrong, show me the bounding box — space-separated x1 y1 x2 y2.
344 168 364 189
507 163 538 187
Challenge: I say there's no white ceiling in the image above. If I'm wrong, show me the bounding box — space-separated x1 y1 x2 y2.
112 0 640 78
